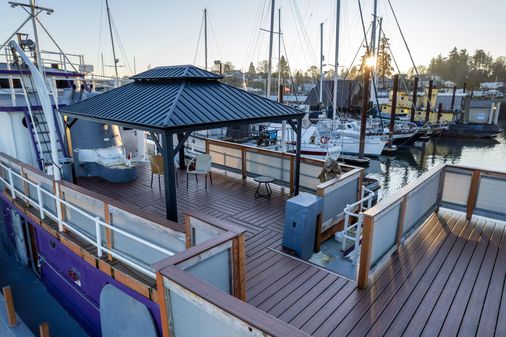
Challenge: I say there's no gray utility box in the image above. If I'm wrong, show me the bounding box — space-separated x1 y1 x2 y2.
282 192 323 260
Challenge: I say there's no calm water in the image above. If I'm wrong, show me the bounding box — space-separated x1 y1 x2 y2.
367 118 506 200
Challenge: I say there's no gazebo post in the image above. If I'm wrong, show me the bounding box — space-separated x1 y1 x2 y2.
176 133 186 168
294 117 302 195
161 132 178 222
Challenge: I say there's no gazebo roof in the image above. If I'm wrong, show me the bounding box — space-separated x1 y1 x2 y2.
59 65 304 133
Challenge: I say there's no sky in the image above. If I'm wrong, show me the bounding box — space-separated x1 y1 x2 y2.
2 0 506 78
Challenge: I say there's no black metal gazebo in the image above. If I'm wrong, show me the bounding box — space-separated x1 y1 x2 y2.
59 65 305 222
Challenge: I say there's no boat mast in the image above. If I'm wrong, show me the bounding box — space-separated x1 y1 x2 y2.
369 0 378 106
30 0 44 76
105 0 119 86
278 8 287 153
319 22 324 106
266 0 275 98
332 0 341 119
204 8 208 70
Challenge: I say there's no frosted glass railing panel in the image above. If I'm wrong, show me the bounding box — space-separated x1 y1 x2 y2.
441 170 472 208
182 243 233 294
403 172 441 235
370 201 402 267
475 176 506 220
321 177 359 230
188 216 226 246
166 283 265 337
61 185 104 240
246 152 289 181
25 170 56 215
209 145 242 170
299 162 321 190
109 205 185 265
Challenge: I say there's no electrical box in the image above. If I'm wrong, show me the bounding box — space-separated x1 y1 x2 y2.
282 192 323 260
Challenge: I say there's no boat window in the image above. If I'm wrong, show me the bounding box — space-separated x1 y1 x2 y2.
0 78 21 89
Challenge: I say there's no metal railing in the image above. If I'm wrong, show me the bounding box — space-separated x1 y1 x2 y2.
0 161 175 279
341 186 374 265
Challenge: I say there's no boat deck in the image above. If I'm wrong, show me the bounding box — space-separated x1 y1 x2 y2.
79 164 506 337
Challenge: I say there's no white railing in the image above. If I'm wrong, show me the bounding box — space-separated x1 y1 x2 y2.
341 186 374 265
0 162 175 279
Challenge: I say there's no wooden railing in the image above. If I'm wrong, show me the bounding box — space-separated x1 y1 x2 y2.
357 163 506 289
205 138 356 192
154 211 307 337
0 152 185 279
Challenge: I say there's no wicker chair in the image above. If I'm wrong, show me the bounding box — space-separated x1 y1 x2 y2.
150 155 179 190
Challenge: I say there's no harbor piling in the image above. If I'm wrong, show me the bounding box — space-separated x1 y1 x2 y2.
410 77 419 122
425 80 433 122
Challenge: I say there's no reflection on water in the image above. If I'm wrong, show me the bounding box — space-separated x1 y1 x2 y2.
367 119 506 200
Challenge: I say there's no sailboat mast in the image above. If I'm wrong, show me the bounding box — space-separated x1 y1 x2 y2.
204 8 208 70
277 8 282 102
266 0 275 98
30 0 44 76
332 0 341 119
319 22 324 105
369 0 378 106
105 0 119 86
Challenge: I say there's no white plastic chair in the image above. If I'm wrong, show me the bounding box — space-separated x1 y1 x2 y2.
186 154 212 188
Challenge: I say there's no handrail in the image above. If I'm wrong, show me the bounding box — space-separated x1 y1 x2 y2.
341 186 375 265
0 158 177 279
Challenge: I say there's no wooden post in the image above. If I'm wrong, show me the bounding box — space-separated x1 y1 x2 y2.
389 74 399 146
359 65 371 159
184 214 192 248
39 323 50 337
289 156 294 194
357 216 374 289
104 202 113 261
450 85 457 112
466 170 481 220
241 148 247 179
294 118 302 196
410 77 419 122
156 272 171 337
2 286 16 327
232 233 246 301
425 80 433 122
437 103 443 124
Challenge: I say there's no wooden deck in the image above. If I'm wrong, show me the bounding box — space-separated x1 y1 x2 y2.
79 164 506 337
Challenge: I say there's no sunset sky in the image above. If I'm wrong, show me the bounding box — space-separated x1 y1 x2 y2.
2 0 505 78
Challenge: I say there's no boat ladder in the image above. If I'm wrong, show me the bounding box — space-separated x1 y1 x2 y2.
341 186 375 265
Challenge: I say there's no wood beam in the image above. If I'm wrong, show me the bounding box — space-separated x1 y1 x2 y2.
466 170 481 220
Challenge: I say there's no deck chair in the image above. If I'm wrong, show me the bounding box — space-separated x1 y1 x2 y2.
186 154 212 189
150 155 179 190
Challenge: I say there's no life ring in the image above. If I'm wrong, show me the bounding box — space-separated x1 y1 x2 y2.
320 136 328 144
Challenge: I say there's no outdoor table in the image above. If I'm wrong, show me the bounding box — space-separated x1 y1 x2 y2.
254 176 274 199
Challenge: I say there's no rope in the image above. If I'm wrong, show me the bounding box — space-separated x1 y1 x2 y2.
387 0 418 75
193 10 205 66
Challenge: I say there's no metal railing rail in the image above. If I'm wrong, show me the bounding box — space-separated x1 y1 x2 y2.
0 161 175 279
341 186 374 265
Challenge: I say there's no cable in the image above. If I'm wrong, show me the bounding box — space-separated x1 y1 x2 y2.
357 0 370 52
193 11 205 66
387 0 418 75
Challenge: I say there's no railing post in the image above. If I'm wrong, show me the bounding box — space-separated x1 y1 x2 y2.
7 168 15 199
357 215 374 289
341 204 350 251
54 183 64 232
2 286 17 327
396 196 408 248
39 322 50 337
37 184 45 219
241 148 247 179
232 233 246 301
95 216 103 258
466 170 481 220
103 202 113 261
353 214 364 265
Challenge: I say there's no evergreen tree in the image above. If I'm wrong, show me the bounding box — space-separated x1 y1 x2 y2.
376 37 394 88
